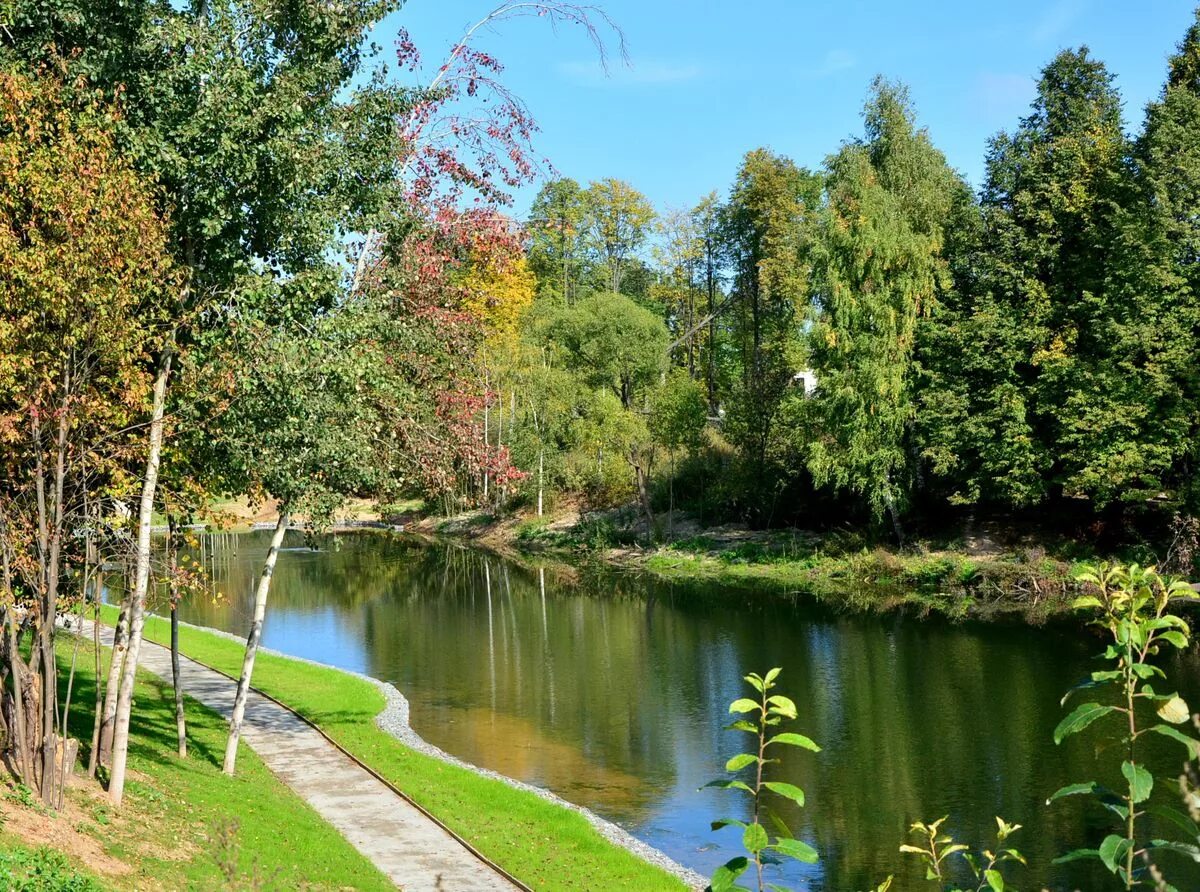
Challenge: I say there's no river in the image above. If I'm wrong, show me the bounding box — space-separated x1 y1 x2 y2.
165 529 1200 890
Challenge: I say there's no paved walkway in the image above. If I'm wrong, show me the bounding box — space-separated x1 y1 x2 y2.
80 619 520 892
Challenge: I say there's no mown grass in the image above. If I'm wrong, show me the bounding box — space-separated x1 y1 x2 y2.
99 606 687 892
9 632 397 891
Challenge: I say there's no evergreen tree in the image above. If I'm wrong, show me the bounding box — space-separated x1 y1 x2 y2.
807 79 962 531
1132 10 1200 511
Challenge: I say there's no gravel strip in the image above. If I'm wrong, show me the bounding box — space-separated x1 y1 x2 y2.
161 613 707 890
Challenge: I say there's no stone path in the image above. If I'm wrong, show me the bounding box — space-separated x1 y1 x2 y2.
79 619 521 892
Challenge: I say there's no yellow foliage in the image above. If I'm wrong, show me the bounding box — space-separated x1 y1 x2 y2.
460 254 535 345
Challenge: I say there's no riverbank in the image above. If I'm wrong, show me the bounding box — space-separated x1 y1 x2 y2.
0 634 396 890
105 606 698 891
409 509 1100 622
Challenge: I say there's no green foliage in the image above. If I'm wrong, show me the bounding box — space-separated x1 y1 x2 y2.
806 77 963 525
897 816 1025 892
0 847 103 892
705 669 820 892
1049 563 1199 888
549 291 669 408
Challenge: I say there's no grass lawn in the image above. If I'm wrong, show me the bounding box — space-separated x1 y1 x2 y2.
0 632 395 891
103 606 687 892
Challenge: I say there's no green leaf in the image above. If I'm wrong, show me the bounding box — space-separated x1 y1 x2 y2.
762 781 806 807
1160 630 1189 649
1053 702 1117 744
711 818 747 831
710 856 751 892
703 779 755 794
725 753 758 772
763 667 782 686
729 698 760 714
725 720 758 733
765 807 793 840
1149 840 1200 862
1098 835 1131 873
1047 781 1103 804
1053 848 1100 865
984 868 1004 891
772 837 819 864
1121 761 1153 804
1148 724 1200 756
1071 595 1104 610
766 695 798 719
769 732 821 752
1146 805 1200 838
743 822 769 854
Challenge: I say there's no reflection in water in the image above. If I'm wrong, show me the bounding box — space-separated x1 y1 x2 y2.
172 530 1200 890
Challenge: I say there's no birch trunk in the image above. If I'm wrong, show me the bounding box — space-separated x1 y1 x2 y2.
222 509 289 775
108 350 172 806
171 604 186 758
96 590 130 768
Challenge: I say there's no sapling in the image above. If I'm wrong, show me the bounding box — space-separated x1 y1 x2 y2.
705 668 820 892
1048 563 1199 888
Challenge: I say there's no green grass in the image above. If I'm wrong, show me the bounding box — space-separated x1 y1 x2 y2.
33 631 396 891
641 544 1083 621
99 606 687 892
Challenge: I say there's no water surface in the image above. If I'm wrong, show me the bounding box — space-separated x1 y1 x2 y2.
168 530 1200 890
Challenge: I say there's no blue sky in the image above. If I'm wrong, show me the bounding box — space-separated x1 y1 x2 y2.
379 1 1198 217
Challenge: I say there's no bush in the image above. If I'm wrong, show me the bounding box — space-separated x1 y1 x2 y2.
0 847 103 892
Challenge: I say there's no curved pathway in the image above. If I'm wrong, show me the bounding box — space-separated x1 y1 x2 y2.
81 619 520 892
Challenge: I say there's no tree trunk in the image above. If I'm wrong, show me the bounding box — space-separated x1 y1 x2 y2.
97 590 130 768
108 349 173 807
4 607 30 786
87 566 104 778
171 605 186 758
537 448 545 517
168 523 186 758
222 509 289 776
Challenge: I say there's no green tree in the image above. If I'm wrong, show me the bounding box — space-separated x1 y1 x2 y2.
549 292 669 409
205 299 406 775
648 369 708 534
807 79 962 533
721 149 819 507
583 178 657 294
0 72 174 805
4 0 412 805
528 178 588 303
1130 10 1200 513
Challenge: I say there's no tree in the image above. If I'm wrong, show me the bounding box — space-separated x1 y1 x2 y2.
807 79 962 534
5 0 418 805
583 178 657 294
0 72 173 805
1130 10 1200 513
653 208 703 377
206 299 405 775
721 149 819 507
648 370 708 534
527 178 588 302
549 292 669 408
692 192 726 414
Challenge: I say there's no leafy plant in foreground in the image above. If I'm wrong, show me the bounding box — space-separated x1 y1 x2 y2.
897 815 1025 891
705 668 820 892
1049 563 1199 888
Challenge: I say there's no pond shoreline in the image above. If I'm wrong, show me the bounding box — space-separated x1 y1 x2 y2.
140 609 706 890
399 510 1094 623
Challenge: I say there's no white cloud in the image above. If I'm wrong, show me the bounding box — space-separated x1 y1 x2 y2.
558 59 702 87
